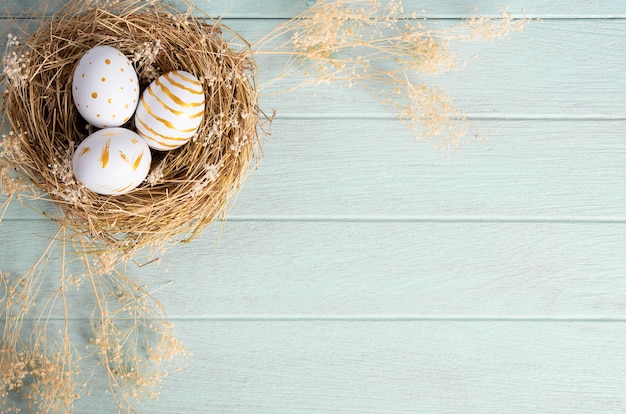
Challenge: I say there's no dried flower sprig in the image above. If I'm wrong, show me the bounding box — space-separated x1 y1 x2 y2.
255 0 526 150
1 229 81 413
2 34 32 90
1 226 190 412
83 254 190 410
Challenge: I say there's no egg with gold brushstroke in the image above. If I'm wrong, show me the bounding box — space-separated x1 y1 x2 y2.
72 45 139 128
134 70 205 151
72 128 151 195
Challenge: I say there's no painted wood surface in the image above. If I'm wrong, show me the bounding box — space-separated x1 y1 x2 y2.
2 0 626 413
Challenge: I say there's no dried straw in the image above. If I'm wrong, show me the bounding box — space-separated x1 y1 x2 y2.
1 0 261 257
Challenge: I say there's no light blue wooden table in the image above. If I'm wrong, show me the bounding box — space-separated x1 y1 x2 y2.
2 0 626 412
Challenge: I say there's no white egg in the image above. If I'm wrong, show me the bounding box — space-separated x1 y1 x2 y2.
72 45 139 128
72 128 151 195
134 70 205 151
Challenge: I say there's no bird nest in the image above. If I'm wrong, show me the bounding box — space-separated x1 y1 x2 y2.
0 0 261 258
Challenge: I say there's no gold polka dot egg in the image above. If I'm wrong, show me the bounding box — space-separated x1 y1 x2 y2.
72 45 139 128
72 128 151 195
134 70 205 151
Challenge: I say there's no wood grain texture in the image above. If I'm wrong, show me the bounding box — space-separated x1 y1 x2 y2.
144 320 626 414
1 0 626 413
3 218 626 318
255 19 626 118
6 320 625 413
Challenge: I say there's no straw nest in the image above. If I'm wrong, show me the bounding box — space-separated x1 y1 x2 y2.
1 0 261 256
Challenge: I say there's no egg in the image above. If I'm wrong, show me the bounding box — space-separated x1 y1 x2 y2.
72 128 151 195
72 45 139 128
134 70 205 151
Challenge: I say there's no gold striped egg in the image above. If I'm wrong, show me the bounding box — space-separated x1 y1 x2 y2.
134 70 205 151
72 128 151 195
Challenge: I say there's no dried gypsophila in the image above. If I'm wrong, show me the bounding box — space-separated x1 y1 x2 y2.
255 0 526 151
48 151 90 206
2 35 32 90
0 131 37 206
189 163 220 199
145 162 165 186
132 39 162 81
0 130 28 165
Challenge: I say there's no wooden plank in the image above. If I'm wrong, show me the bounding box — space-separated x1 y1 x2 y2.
252 19 626 119
1 19 624 117
230 119 626 219
2 219 626 317
3 0 626 19
5 320 621 413
4 119 626 220
139 220 626 318
158 321 626 413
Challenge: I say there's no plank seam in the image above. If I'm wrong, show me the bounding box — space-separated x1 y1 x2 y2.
6 16 626 21
224 216 626 224
6 216 626 224
27 315 626 322
267 113 626 122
